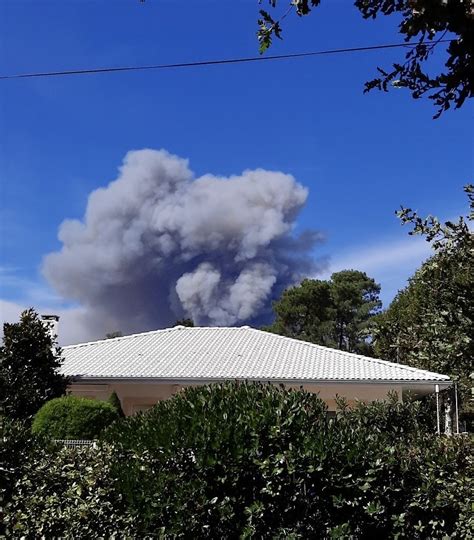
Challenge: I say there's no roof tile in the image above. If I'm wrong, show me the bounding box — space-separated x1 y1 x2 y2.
61 326 450 383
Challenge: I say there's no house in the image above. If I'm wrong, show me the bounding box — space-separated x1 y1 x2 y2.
60 325 451 416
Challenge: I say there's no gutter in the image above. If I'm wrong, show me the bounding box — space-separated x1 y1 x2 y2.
68 376 452 387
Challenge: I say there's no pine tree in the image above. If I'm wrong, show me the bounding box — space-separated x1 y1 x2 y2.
265 271 381 354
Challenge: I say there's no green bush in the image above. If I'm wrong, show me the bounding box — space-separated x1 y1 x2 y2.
102 382 473 538
3 444 136 538
32 395 119 440
108 390 125 417
0 418 53 536
4 383 473 538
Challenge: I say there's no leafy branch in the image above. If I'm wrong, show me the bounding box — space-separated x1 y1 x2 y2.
396 184 473 253
257 0 474 117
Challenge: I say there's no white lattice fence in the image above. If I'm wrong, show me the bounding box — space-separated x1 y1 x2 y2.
54 439 97 448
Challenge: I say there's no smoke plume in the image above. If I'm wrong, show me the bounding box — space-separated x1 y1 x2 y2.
43 149 319 336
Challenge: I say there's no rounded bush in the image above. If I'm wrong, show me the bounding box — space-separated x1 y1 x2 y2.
32 395 119 440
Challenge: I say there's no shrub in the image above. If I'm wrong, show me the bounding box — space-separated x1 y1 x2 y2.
0 418 52 536
32 395 119 440
108 391 125 417
102 382 473 538
3 444 137 538
4 383 473 538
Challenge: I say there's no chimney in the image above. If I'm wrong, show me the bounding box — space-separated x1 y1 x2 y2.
41 314 59 342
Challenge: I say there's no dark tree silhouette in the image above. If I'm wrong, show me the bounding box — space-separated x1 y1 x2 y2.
0 309 68 421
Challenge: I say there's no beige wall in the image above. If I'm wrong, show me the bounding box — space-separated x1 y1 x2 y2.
70 380 402 416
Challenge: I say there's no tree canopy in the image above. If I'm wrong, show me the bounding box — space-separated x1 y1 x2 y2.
257 0 474 117
265 270 381 354
373 185 473 415
174 318 195 327
105 331 123 339
0 309 68 421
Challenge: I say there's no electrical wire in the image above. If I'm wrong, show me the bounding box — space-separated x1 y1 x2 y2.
0 40 453 81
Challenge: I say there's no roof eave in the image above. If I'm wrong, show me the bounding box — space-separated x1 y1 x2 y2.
68 375 452 387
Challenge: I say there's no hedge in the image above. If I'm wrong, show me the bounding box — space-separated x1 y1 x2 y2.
31 395 119 440
2 444 136 538
0 418 52 536
3 382 474 538
100 382 473 538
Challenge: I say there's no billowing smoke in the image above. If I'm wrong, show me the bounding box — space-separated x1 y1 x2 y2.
43 149 319 337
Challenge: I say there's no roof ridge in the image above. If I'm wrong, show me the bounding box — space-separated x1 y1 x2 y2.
63 327 174 349
62 325 247 349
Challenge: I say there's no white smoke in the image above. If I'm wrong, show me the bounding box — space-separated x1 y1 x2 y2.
43 149 319 335
176 262 277 325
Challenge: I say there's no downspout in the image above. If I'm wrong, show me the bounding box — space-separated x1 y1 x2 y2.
454 382 460 435
435 384 440 436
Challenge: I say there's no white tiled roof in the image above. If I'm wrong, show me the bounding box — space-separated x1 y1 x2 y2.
61 326 450 384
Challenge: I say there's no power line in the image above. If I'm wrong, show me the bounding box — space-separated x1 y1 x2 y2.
0 40 453 81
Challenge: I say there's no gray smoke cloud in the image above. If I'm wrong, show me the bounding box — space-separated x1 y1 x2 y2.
43 149 320 336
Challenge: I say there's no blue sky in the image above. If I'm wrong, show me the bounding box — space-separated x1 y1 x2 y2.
1 1 472 343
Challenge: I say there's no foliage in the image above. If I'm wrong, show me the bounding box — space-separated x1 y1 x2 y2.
265 270 381 354
3 444 137 539
101 382 473 538
105 330 123 339
264 278 334 344
331 270 381 353
374 185 473 419
257 0 474 117
0 418 52 535
32 395 119 440
174 318 195 327
108 391 125 418
3 383 473 537
396 184 473 254
0 309 68 421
